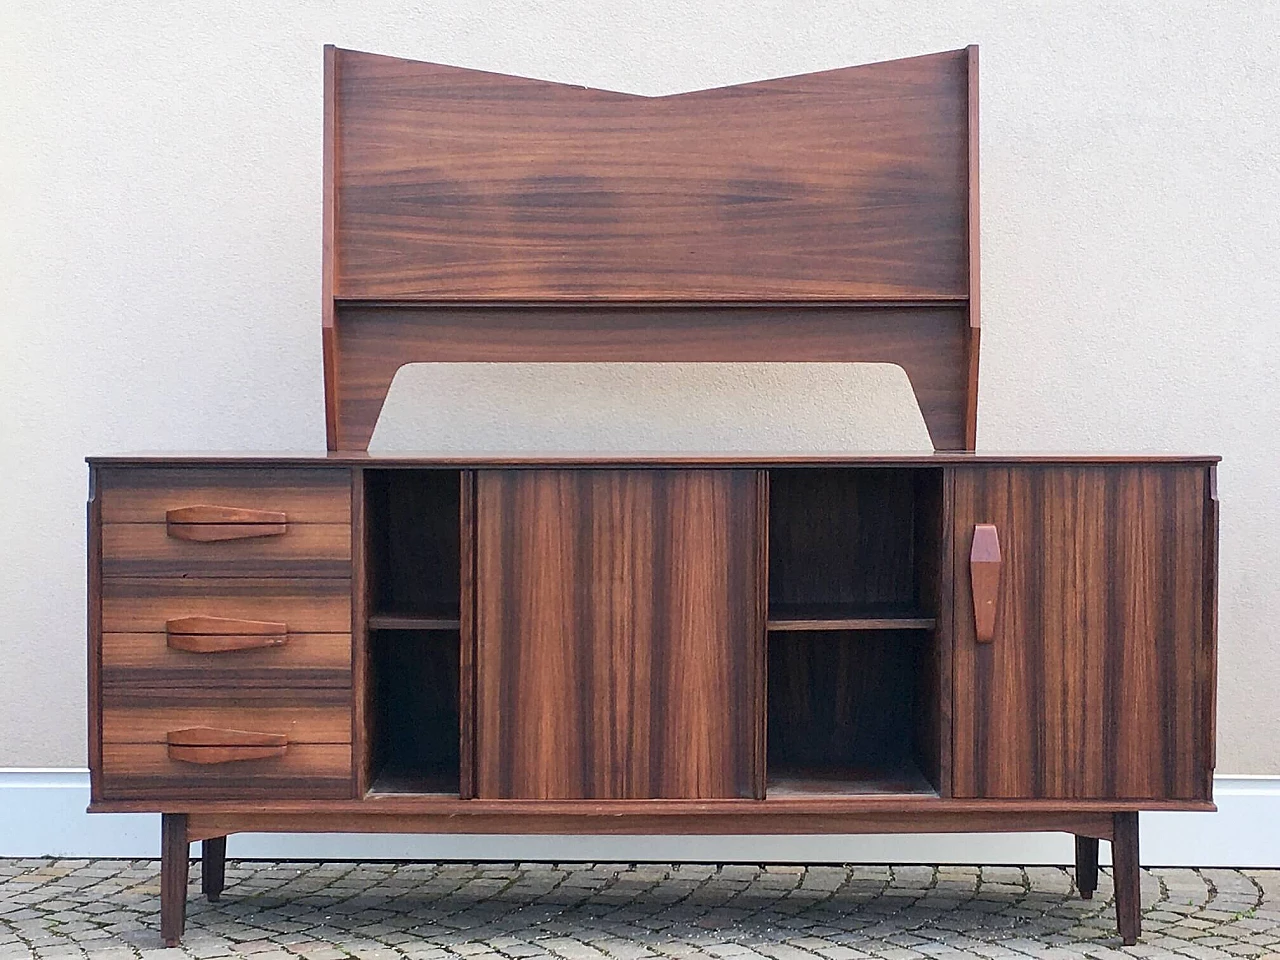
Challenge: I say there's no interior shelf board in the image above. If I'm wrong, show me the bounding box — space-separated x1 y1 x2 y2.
766 762 938 798
368 612 461 631
767 604 935 632
768 616 936 632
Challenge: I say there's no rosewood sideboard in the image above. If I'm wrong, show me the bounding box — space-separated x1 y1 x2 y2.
86 46 1219 947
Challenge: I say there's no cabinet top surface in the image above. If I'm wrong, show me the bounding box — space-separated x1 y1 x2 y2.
86 452 1221 467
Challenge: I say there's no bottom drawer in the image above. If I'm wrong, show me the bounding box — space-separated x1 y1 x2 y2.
101 742 353 800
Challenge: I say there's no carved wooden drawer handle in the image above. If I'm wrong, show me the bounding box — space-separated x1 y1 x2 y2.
165 616 289 653
166 504 288 542
970 523 1002 643
167 727 288 764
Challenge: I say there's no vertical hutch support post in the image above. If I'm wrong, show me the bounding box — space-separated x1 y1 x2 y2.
83 44 1217 949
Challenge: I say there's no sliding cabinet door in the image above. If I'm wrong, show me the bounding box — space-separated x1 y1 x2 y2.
951 464 1215 801
473 469 764 799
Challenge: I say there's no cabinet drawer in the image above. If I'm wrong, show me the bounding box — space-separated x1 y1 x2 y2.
98 467 351 525
101 742 353 800
102 578 351 633
102 632 351 688
101 523 351 578
101 693 351 745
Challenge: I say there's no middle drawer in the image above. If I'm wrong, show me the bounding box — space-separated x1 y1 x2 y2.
101 523 351 578
102 632 351 688
102 578 352 634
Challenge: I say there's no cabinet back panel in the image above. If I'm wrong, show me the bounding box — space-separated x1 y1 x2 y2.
767 631 927 770
769 468 943 616
365 470 461 617
367 629 460 794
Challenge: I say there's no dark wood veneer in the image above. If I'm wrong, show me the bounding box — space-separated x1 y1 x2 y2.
332 49 969 301
951 465 1213 801
473 469 763 800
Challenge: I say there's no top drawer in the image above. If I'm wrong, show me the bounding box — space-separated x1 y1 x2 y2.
98 468 351 525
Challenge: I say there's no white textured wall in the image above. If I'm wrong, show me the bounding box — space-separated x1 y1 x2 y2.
1 1 1276 772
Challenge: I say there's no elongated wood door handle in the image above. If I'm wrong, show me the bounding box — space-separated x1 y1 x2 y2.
167 727 288 764
970 523 1002 643
166 504 288 541
165 616 289 653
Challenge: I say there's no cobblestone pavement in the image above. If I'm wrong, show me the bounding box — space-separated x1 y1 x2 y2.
0 860 1277 960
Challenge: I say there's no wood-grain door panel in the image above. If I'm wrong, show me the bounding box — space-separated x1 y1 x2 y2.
474 469 764 799
951 465 1214 801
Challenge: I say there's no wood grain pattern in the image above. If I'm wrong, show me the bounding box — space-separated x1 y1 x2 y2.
459 470 477 799
100 791 1198 817
767 630 937 790
332 303 969 451
160 814 188 946
102 522 350 577
181 809 1117 840
768 468 943 619
1202 466 1219 796
365 469 460 617
1113 811 1142 944
98 468 351 523
351 467 370 794
167 727 288 765
102 632 351 687
322 44 341 451
102 698 351 744
474 469 762 799
952 465 1214 801
102 743 353 800
964 44 981 449
87 471 104 801
88 453 1222 468
332 47 970 301
165 616 287 653
102 578 351 634
166 504 288 525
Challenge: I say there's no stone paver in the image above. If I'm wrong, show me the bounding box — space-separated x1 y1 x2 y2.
0 862 1275 960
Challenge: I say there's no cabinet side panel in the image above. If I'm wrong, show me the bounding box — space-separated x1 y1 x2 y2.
88 468 103 801
1201 465 1218 796
352 467 369 795
474 469 760 799
952 465 1209 801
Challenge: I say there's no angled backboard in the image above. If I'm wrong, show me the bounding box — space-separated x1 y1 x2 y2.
322 45 980 450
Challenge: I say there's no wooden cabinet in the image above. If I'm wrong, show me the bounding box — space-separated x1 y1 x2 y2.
87 454 1217 945
83 43 1219 949
950 465 1215 801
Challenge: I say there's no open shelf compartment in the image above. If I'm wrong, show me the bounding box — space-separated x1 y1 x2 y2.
363 469 467 796
766 468 945 797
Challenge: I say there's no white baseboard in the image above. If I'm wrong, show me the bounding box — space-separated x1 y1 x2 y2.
2 770 1276 867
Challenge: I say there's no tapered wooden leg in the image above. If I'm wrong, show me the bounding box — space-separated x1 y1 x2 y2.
1075 835 1099 900
1113 812 1141 945
201 836 227 902
160 814 190 947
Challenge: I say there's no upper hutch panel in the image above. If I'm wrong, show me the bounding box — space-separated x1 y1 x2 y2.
328 47 976 301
